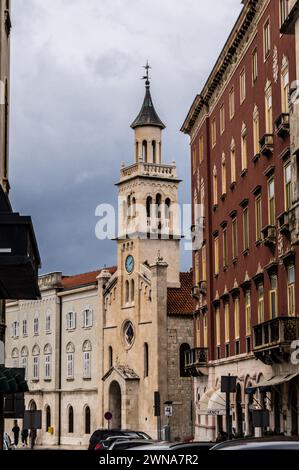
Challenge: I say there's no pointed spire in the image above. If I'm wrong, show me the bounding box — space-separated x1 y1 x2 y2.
130 62 166 130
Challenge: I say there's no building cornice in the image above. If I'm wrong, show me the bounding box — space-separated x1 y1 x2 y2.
181 0 268 136
57 284 97 297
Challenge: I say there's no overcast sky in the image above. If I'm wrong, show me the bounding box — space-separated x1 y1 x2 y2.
9 0 243 275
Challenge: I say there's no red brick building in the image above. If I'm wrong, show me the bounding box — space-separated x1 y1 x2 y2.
182 0 299 440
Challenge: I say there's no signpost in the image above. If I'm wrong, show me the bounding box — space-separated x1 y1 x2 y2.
23 410 42 430
104 411 113 429
154 391 161 439
164 404 173 417
221 375 237 440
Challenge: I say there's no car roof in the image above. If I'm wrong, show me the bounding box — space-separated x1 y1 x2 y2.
111 439 154 448
211 437 299 450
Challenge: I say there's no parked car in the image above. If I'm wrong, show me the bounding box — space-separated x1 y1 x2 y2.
210 437 299 451
129 441 214 451
109 439 157 450
88 429 151 451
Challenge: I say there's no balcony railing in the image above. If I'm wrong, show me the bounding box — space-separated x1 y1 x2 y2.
253 316 299 365
262 225 276 249
275 113 290 138
260 134 274 157
185 348 208 376
278 212 290 236
120 162 177 181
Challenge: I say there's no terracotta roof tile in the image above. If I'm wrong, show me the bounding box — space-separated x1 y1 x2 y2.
167 271 194 316
62 267 116 290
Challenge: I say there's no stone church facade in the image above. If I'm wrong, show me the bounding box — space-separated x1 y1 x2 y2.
5 77 194 445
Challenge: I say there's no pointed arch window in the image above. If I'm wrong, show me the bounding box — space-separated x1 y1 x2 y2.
156 194 162 218
152 141 157 163
21 346 29 379
44 344 52 380
144 343 149 378
66 343 75 379
125 280 129 304
131 279 135 302
108 346 113 369
46 405 51 432
146 196 152 219
68 406 74 434
32 345 40 380
85 406 91 434
83 340 92 379
165 198 171 220
12 348 19 368
46 312 51 334
142 140 148 162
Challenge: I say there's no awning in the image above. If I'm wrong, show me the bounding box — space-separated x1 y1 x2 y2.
258 372 299 392
207 389 227 416
198 388 215 415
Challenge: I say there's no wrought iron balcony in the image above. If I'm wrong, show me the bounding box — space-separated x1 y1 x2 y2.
253 316 299 365
275 113 290 138
260 134 274 157
185 348 208 376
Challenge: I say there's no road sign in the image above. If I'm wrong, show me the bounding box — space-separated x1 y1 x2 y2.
23 410 42 430
104 411 113 421
164 404 173 417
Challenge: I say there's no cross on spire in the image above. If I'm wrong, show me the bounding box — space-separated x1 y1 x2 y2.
142 60 151 87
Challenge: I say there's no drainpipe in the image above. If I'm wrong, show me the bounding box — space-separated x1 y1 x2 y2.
58 295 62 446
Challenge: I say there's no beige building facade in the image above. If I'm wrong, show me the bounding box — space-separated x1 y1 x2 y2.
5 79 194 445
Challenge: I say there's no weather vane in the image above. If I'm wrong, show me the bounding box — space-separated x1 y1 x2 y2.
141 60 151 85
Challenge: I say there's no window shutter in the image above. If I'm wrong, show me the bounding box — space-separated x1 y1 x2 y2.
73 312 76 329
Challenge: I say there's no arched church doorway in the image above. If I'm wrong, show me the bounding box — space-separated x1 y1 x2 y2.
109 381 122 429
236 383 243 436
29 400 37 411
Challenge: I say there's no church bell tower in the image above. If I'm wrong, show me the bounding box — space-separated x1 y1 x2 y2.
117 63 181 288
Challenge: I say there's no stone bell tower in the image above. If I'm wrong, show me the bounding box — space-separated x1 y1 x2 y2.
117 63 181 288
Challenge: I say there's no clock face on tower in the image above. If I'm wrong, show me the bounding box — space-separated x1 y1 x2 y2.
125 255 134 274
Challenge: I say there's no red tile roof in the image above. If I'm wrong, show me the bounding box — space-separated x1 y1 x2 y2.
61 268 194 315
62 267 116 290
167 271 194 316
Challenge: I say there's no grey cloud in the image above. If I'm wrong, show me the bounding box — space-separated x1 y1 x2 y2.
10 0 242 275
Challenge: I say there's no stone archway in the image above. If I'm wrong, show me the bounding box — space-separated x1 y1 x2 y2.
109 381 122 429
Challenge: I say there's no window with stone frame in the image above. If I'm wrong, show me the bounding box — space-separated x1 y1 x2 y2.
287 265 295 317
